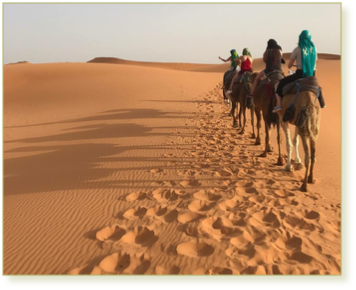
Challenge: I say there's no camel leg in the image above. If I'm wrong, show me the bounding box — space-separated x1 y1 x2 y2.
255 109 262 145
250 103 256 139
300 135 310 192
239 105 246 135
293 128 303 170
231 100 237 128
281 119 293 171
260 117 270 157
276 117 284 166
308 139 316 184
238 103 242 130
266 114 273 152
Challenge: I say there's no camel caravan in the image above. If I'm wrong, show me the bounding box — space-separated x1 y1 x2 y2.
219 30 326 192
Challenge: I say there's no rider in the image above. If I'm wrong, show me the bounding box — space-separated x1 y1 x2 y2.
219 49 240 72
219 49 240 99
227 48 253 95
248 39 285 98
273 30 318 112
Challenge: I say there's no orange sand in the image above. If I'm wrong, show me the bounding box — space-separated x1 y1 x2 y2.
3 55 340 274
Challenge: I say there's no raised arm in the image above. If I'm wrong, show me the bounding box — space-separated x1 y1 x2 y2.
219 56 231 63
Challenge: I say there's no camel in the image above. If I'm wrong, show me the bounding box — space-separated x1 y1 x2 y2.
229 72 257 136
252 71 284 165
222 69 238 102
279 90 321 192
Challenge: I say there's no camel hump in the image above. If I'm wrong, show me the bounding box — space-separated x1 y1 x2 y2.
283 76 321 97
259 70 284 87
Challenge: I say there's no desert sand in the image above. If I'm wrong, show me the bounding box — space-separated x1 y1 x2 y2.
3 54 340 275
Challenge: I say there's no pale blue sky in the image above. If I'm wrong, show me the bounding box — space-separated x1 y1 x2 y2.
4 3 340 64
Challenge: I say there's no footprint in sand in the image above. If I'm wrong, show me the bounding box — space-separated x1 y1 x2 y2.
99 252 151 274
122 207 147 220
193 190 221 202
200 217 235 240
304 210 321 220
180 179 201 188
207 267 233 275
176 240 214 258
188 200 217 212
213 169 234 178
125 191 147 201
95 225 126 242
177 211 204 224
149 168 164 174
274 235 303 251
120 226 158 248
155 265 180 275
249 209 281 228
283 215 316 231
151 188 179 204
146 206 178 223
177 169 201 178
219 195 240 211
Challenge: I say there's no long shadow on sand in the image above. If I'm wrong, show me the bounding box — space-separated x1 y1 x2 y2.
4 108 193 129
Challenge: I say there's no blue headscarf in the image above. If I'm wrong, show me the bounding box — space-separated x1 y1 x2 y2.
230 49 238 58
298 30 316 77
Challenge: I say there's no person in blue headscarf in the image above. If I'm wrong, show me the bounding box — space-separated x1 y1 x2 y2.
273 30 318 112
220 49 241 101
219 49 240 72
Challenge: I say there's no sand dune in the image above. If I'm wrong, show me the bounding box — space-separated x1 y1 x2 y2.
3 56 340 275
88 57 229 73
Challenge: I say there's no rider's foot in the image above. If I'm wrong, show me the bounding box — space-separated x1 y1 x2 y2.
272 106 282 113
226 90 232 95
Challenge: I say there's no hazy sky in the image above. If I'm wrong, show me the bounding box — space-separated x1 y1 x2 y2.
4 3 341 64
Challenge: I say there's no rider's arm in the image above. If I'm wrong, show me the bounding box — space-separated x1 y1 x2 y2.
288 58 296 69
219 56 231 62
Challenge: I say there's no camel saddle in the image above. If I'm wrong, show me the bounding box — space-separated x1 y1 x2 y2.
233 71 253 85
282 76 321 97
259 70 285 87
223 69 238 88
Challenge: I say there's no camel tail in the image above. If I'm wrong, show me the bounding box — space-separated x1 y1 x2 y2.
307 103 320 142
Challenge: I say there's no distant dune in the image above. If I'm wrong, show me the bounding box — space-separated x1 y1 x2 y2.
88 57 229 73
88 53 339 73
283 53 340 60
6 61 31 65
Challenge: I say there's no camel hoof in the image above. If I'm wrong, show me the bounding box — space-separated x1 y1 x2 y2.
284 165 293 172
255 140 261 146
308 177 316 184
233 123 238 128
239 130 244 135
276 157 284 166
259 152 267 158
294 163 304 171
251 134 256 139
300 184 308 192
267 146 273 152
